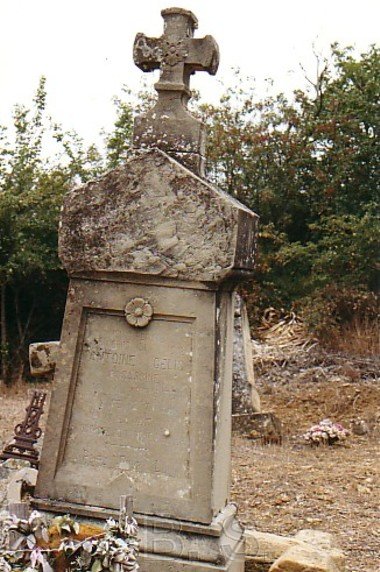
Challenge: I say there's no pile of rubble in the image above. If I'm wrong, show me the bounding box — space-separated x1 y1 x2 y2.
252 309 379 389
252 308 317 368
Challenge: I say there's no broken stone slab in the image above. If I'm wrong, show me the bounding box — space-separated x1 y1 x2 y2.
233 293 261 414
7 467 38 504
29 341 60 377
268 543 345 572
0 460 33 510
294 530 340 551
245 530 300 565
244 529 345 572
232 412 282 444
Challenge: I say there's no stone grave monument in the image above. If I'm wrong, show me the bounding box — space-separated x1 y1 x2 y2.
32 7 259 571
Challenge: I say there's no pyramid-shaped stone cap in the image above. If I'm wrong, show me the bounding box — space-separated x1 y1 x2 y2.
59 149 258 283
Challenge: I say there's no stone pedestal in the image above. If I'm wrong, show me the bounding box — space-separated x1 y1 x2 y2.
33 116 257 572
33 503 245 571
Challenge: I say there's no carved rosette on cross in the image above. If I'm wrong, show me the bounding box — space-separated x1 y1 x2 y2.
133 7 220 176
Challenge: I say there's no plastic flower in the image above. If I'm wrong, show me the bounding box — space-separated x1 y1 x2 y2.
303 418 350 446
52 514 80 536
30 547 53 572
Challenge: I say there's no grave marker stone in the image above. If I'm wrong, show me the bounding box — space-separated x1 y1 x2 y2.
33 7 259 571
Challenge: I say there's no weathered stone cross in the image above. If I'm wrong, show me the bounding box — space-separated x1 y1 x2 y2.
133 7 220 176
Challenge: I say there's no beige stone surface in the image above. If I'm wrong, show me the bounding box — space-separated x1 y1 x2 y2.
268 544 344 572
7 467 38 503
245 529 300 563
233 295 261 413
35 277 231 524
294 530 338 551
245 529 345 572
59 149 257 281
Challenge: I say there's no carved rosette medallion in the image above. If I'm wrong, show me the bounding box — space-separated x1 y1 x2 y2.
125 298 153 328
162 39 188 66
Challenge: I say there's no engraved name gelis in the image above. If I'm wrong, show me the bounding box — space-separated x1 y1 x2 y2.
154 357 184 370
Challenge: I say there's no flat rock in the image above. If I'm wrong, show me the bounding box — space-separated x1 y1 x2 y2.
7 467 38 503
29 341 60 376
245 529 299 563
294 530 338 551
245 529 345 572
268 544 345 572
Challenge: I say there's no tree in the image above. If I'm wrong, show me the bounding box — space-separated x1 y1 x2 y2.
0 78 101 381
197 46 379 333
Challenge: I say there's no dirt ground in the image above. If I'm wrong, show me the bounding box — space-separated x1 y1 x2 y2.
0 348 379 571
231 348 380 572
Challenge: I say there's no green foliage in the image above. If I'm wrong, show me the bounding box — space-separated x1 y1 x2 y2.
104 83 156 169
0 78 102 379
200 45 379 335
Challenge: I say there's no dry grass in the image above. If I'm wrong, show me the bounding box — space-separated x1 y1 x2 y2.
323 317 379 357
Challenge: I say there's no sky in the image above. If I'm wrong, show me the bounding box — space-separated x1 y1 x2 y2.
0 0 379 147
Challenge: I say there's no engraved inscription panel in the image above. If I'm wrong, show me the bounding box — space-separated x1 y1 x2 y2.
61 310 192 495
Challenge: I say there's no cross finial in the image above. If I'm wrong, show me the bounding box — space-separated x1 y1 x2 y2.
133 7 220 176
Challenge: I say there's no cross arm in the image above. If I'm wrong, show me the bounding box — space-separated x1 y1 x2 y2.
133 33 162 72
187 36 220 75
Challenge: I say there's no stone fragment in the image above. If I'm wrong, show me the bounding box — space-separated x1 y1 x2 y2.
29 341 60 376
7 467 38 503
268 544 345 572
245 529 345 572
350 418 369 435
294 530 339 551
233 412 282 444
245 529 300 564
233 293 261 413
0 459 31 472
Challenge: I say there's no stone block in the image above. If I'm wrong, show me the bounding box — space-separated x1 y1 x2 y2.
232 412 282 444
245 529 345 572
268 544 345 572
7 467 38 503
29 341 60 376
233 293 261 414
59 149 258 282
245 529 299 564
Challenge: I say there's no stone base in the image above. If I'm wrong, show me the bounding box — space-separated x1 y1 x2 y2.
32 499 245 571
139 541 245 571
232 412 282 445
